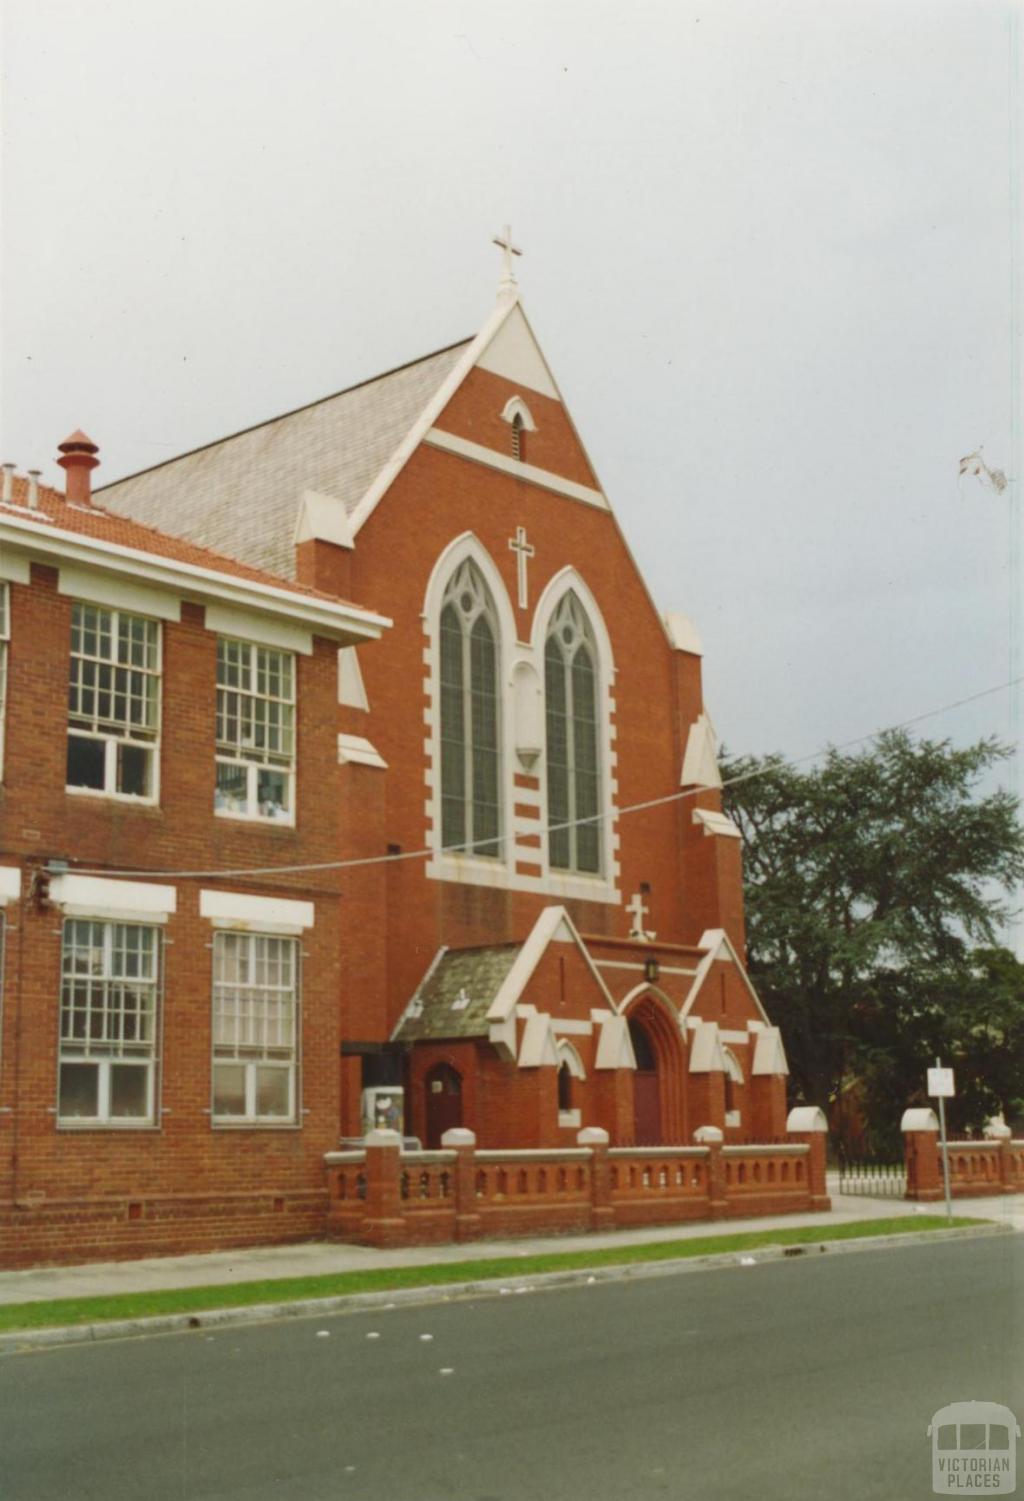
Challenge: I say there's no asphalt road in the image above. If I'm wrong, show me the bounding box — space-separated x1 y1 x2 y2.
2 1236 1021 1501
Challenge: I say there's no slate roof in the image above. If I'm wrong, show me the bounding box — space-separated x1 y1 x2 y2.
0 476 365 606
392 943 522 1043
98 339 472 581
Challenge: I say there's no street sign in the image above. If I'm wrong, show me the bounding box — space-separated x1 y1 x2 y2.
928 1067 955 1098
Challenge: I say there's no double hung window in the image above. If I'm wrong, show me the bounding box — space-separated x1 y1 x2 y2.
545 591 601 874
212 932 299 1123
439 560 501 857
58 920 160 1124
215 638 295 821
67 602 160 798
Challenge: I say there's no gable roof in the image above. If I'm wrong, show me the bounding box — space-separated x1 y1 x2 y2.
391 943 520 1043
0 475 388 641
98 339 472 580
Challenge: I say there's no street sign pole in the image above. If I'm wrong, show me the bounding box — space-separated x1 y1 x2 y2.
933 1056 953 1225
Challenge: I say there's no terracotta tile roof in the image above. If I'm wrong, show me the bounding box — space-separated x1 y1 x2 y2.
98 338 472 580
1 474 364 608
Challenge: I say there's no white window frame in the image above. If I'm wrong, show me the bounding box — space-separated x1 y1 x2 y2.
211 930 301 1127
214 636 296 825
438 558 503 859
57 919 162 1129
0 583 8 782
66 601 162 805
544 590 603 877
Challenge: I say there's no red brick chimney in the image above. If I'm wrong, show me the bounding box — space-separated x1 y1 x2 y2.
57 430 100 505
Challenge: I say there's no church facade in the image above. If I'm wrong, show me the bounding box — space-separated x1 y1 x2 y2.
0 263 802 1265
99 268 791 1158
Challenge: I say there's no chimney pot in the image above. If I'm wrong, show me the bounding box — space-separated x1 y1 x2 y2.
1 464 14 504
27 470 41 509
57 430 100 506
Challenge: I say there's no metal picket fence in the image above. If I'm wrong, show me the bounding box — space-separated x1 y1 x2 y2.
836 1159 907 1198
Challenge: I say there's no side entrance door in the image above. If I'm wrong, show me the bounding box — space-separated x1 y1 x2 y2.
629 1017 661 1145
424 1063 463 1149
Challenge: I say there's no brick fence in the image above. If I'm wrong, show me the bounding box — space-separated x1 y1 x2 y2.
902 1109 1024 1201
325 1112 830 1248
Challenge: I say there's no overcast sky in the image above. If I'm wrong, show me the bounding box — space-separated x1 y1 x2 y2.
2 0 1019 769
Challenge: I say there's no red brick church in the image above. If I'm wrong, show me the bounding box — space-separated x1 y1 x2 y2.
0 245 803 1264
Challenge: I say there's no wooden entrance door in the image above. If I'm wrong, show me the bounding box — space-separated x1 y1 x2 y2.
424 1064 462 1149
629 1017 661 1145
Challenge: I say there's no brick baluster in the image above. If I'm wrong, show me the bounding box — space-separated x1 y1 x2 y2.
441 1127 482 1241
577 1127 614 1231
361 1129 405 1246
694 1125 726 1218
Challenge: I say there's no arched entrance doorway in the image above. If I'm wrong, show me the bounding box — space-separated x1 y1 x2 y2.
629 1016 661 1144
626 992 685 1145
424 1063 462 1148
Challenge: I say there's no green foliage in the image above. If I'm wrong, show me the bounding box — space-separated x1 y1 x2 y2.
722 731 1024 1144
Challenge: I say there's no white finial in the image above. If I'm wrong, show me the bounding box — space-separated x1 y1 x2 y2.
492 224 522 295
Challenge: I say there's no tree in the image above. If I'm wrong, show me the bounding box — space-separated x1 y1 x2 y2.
721 731 1024 1145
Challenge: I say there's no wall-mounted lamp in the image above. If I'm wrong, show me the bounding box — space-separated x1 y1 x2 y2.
644 956 660 984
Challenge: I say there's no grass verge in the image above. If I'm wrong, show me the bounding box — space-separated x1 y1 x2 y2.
0 1215 983 1335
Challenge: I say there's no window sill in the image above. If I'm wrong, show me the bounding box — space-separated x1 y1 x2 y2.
57 1120 160 1132
66 785 159 809
211 1119 301 1131
214 809 296 829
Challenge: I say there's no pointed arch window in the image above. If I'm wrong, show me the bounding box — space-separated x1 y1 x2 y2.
545 591 601 874
439 559 502 857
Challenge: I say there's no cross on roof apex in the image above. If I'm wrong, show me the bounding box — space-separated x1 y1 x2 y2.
492 225 522 297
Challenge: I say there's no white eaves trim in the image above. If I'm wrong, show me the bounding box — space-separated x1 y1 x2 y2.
0 515 390 646
485 905 615 1025
348 296 519 536
199 889 315 934
663 612 704 656
679 927 771 1025
58 564 182 622
206 603 313 656
338 732 387 769
0 867 21 904
423 429 608 511
51 873 177 922
0 549 31 584
693 808 741 839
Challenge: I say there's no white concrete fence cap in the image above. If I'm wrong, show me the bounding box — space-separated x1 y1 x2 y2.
577 1127 610 1146
900 1107 939 1133
692 1125 723 1144
785 1106 828 1133
440 1127 477 1148
983 1117 1012 1140
364 1128 403 1146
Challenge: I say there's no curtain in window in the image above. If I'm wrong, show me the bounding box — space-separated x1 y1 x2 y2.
545 591 601 874
439 560 501 857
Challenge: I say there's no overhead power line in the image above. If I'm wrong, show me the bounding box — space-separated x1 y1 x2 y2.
61 673 1024 883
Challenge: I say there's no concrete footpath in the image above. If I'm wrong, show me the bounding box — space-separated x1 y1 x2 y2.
2 1180 1021 1309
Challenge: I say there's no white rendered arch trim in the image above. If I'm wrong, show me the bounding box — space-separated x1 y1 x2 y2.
529 568 620 905
722 1046 745 1084
423 533 519 888
556 1039 587 1080
500 395 538 432
618 983 686 1036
